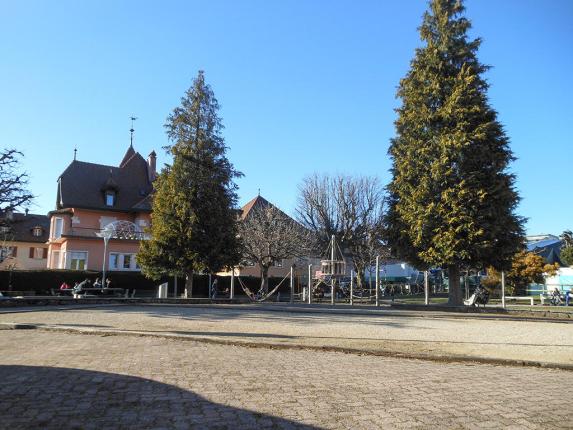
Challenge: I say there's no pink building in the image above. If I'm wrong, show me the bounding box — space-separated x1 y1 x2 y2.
47 144 156 272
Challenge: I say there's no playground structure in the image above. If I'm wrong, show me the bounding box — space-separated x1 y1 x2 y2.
224 235 441 305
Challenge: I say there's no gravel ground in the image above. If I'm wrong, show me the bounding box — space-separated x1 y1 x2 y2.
1 304 571 367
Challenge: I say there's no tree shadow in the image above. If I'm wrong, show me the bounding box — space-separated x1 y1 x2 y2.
0 365 320 430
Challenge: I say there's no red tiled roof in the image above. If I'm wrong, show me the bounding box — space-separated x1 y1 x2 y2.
240 195 293 222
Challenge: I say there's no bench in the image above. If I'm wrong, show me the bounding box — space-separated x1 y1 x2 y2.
539 293 555 305
504 296 534 306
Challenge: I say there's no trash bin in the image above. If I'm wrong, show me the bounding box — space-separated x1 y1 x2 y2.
157 282 168 298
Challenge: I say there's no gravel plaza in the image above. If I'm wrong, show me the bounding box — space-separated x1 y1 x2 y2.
1 303 572 429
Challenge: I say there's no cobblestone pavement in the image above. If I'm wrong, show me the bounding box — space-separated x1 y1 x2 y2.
1 304 572 367
1 330 572 430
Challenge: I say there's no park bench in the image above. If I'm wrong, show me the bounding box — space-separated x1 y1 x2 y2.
504 296 534 306
50 288 73 297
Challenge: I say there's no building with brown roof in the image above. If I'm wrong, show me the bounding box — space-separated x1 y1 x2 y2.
46 144 156 272
0 211 50 270
221 195 316 280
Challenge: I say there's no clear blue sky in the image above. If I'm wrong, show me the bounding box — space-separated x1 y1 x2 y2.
1 0 571 235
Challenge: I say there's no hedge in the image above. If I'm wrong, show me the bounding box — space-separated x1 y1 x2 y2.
0 269 297 298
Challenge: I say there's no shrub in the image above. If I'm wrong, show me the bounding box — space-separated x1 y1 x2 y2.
0 269 293 298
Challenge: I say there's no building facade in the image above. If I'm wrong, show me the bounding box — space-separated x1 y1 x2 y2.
0 211 50 270
46 145 156 272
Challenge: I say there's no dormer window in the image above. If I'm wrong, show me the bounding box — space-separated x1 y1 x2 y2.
32 226 43 237
105 191 116 207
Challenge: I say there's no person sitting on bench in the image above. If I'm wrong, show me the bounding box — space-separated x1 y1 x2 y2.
74 278 91 295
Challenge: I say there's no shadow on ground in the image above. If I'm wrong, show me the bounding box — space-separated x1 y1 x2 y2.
0 365 319 430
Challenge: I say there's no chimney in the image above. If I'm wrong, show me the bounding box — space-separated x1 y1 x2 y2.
25 209 29 216
147 150 157 182
6 209 13 221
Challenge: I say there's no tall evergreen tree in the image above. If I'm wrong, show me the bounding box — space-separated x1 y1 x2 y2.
386 0 524 305
137 71 242 295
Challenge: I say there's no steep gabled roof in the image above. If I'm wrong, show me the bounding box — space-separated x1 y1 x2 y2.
240 195 293 222
240 195 271 220
56 146 154 213
119 144 136 168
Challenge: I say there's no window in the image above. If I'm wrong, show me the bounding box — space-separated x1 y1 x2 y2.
69 251 87 270
0 226 10 234
32 226 43 237
109 253 137 271
54 218 63 239
0 246 16 261
109 253 119 270
29 247 46 259
105 191 116 207
51 251 61 269
273 259 283 267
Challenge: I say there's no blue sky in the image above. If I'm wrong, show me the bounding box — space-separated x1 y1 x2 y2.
1 0 571 235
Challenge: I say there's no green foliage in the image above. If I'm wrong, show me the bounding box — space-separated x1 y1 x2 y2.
561 246 573 267
137 71 242 279
484 251 559 295
385 0 524 303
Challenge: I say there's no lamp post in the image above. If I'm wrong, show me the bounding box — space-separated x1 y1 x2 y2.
97 226 114 287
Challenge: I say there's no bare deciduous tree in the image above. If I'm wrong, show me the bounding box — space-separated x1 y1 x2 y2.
296 173 388 287
0 149 34 212
239 203 314 293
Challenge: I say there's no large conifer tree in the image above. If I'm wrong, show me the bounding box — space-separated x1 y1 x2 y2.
138 71 242 295
386 0 524 305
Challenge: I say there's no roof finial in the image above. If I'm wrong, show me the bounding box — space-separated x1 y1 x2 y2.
130 116 137 147
258 188 260 197
74 147 77 161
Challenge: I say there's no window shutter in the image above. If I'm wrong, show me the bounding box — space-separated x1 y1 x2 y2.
43 248 48 259
29 247 34 258
12 247 17 257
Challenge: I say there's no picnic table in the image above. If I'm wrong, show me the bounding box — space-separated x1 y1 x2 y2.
74 288 127 298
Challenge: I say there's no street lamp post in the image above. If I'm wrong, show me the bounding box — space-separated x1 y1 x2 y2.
101 231 112 287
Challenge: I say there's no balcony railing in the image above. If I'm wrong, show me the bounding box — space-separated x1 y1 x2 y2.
61 226 148 241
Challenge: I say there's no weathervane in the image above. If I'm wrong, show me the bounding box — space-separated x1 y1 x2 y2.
130 116 137 147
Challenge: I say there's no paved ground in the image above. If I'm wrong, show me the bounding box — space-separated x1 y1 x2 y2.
1 304 572 367
1 330 573 430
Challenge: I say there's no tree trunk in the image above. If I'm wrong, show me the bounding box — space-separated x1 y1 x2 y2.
448 264 462 306
185 270 193 298
356 268 363 290
260 265 270 294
